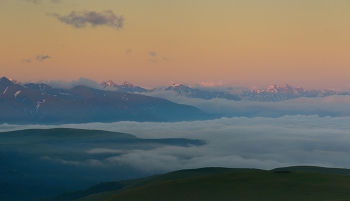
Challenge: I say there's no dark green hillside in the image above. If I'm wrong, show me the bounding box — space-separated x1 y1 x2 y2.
0 128 206 201
38 182 125 201
102 171 350 201
119 167 262 191
41 168 261 201
69 166 350 201
273 166 350 177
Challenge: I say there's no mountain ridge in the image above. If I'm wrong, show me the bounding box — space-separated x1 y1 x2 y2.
100 79 350 102
41 166 350 201
0 77 212 124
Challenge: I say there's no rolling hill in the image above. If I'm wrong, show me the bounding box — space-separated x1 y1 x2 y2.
44 166 350 201
0 128 206 201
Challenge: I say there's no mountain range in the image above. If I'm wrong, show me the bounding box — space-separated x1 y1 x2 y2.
0 77 211 124
2 76 349 124
101 81 240 100
101 80 350 102
241 84 350 102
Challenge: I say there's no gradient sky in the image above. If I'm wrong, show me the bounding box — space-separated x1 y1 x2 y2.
1 0 350 90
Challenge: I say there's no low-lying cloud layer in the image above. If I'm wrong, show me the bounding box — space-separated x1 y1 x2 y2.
141 90 350 117
51 10 124 29
2 115 350 173
38 77 103 89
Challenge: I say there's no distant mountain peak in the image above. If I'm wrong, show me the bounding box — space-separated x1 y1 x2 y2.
171 83 188 88
100 80 149 93
0 77 15 86
9 78 21 85
122 81 134 87
101 80 116 87
254 84 305 94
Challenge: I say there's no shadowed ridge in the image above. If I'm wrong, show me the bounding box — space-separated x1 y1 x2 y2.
271 166 350 176
0 128 136 138
73 166 350 201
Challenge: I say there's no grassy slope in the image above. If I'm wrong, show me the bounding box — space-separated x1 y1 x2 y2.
73 167 350 201
102 171 350 201
273 166 350 177
75 168 260 201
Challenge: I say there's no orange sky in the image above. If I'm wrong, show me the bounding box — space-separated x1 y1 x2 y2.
1 0 350 90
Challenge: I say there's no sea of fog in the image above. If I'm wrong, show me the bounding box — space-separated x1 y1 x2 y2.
2 115 350 172
140 91 350 118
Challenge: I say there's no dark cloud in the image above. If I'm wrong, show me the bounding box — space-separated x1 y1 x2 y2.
149 51 156 57
50 10 124 29
126 49 132 54
36 54 51 62
21 0 41 4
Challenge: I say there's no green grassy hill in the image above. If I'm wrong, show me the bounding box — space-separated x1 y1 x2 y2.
68 167 350 201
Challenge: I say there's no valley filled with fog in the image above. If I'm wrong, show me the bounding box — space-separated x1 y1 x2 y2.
2 115 350 173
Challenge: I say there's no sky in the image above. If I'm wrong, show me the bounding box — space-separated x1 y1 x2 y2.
1 0 350 90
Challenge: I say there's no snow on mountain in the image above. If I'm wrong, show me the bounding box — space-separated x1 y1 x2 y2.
2 87 8 94
9 78 21 85
14 90 21 98
99 80 350 102
0 77 211 124
159 83 241 101
101 80 117 87
100 80 150 93
122 81 134 87
241 84 348 102
3 77 348 104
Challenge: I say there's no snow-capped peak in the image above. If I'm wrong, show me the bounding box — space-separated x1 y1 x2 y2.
105 80 116 86
252 84 307 94
9 78 21 85
266 85 278 92
100 80 116 87
172 83 182 87
122 82 134 87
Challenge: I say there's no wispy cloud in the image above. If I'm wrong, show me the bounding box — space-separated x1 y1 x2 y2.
149 51 156 57
50 10 124 29
199 81 224 87
126 49 132 54
21 58 32 64
50 0 61 3
36 54 51 62
148 52 158 63
38 77 103 89
141 90 350 118
21 0 41 4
